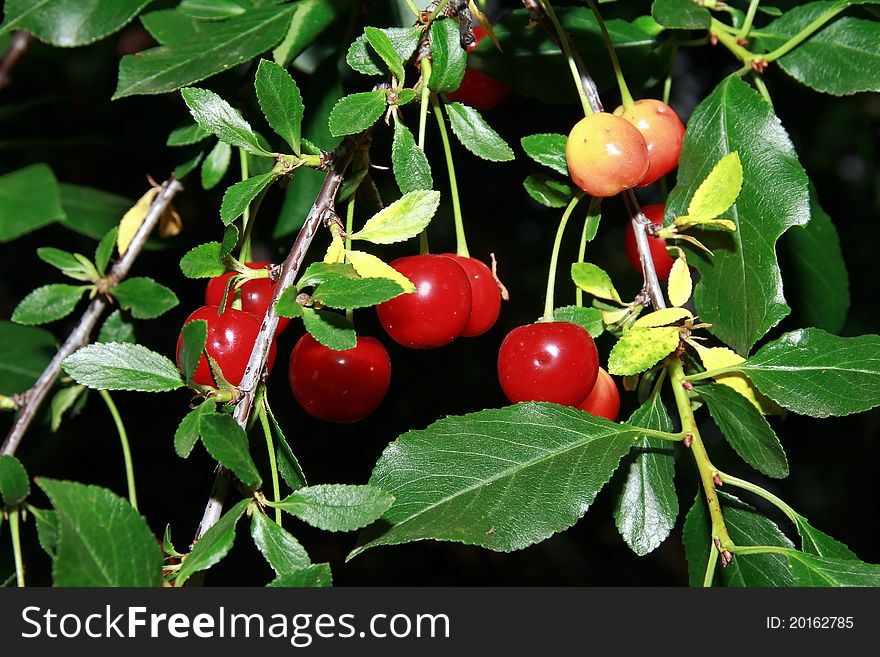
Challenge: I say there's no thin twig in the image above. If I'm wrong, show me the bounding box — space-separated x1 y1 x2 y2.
1 177 184 457
0 31 33 91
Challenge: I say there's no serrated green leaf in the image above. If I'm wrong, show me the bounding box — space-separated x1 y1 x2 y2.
0 165 66 243
30 507 59 558
698 383 788 478
220 224 239 256
1 0 155 47
0 321 56 396
178 0 245 20
681 494 713 587
173 400 216 459
95 228 118 276
722 493 796 587
347 26 420 76
685 152 743 222
264 397 307 490
523 174 573 208
352 403 641 556
651 0 711 30
181 87 274 156
97 310 135 344
201 141 232 190
571 262 621 303
665 76 809 356
272 484 393 532
255 59 304 154
445 102 514 162
12 284 87 326
62 342 184 392
614 393 677 556
200 413 262 488
391 120 432 195
250 511 312 575
179 319 208 384
312 276 405 310
175 151 204 180
297 262 357 289
785 551 880 586
0 456 29 506
180 242 226 278
50 384 87 432
267 563 332 588
328 90 387 137
37 479 162 587
350 190 440 244
429 18 467 93
608 327 680 376
794 513 858 560
301 307 356 351
521 133 568 175
364 26 405 81
167 122 210 146
736 328 880 418
176 498 250 585
220 170 280 226
58 183 129 240
275 287 305 319
36 248 85 276
553 306 604 338
273 0 356 67
110 277 179 319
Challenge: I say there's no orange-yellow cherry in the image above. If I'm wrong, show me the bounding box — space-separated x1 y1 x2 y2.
614 99 685 187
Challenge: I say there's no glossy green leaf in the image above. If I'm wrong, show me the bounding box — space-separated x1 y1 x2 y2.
614 394 677 556
58 183 129 240
12 284 87 325
364 27 405 81
50 384 87 432
521 133 568 175
173 400 216 459
300 308 356 351
553 306 604 338
180 242 226 278
201 141 232 190
665 76 810 356
429 18 467 93
571 262 621 302
95 227 117 276
97 310 135 344
297 262 357 289
267 563 332 588
349 190 441 244
391 120 432 195
255 59 304 154
722 494 796 587
1 0 155 47
608 327 680 376
698 383 788 478
181 87 274 156
328 90 387 137
794 513 858 560
352 403 640 556
651 0 711 29
785 552 880 586
265 398 307 490
178 0 245 20
0 456 29 506
220 170 280 225
0 165 65 242
36 248 85 277
681 494 713 587
273 0 356 67
347 26 420 76
38 479 162 587
272 484 393 532
176 498 250 585
62 342 184 392
445 102 514 162
30 507 58 558
178 319 208 384
313 275 405 310
167 122 210 147
175 152 204 180
114 5 296 98
275 288 304 319
110 277 179 319
0 321 56 395
250 511 312 575
200 413 262 488
523 174 573 208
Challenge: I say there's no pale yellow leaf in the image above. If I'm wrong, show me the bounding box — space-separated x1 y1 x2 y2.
667 256 693 307
324 234 345 264
159 204 182 238
633 307 692 328
686 151 743 222
601 307 631 325
117 188 158 256
693 344 782 415
346 249 415 293
674 215 737 232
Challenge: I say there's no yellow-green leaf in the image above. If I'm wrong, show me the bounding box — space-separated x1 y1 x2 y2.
608 327 680 376
349 190 440 244
571 262 621 303
117 188 158 256
633 307 693 328
324 233 344 264
686 151 743 222
667 256 693 307
692 343 782 416
345 249 415 293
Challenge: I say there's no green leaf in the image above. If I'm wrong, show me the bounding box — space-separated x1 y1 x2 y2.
175 152 205 180
780 186 849 334
50 385 87 432
110 277 179 320
758 2 880 95
221 224 239 256
167 122 210 146
265 398 307 490
328 90 387 137
665 76 809 356
62 342 184 392
30 507 59 558
364 26 405 81
95 227 118 276
297 262 357 289
37 479 162 587
1 0 155 47
351 402 640 556
445 102 515 162
722 493 796 587
614 394 678 556
176 498 249 585
180 242 226 278
785 552 880 586
794 514 858 560
685 152 743 222
347 26 420 76
114 5 296 98
275 288 304 319
200 413 262 488
179 319 208 384
250 511 312 575
313 276 405 310
36 248 85 276
97 310 135 344
173 400 216 459
553 306 604 338
272 484 393 532
429 18 467 93
12 284 87 326
0 456 29 506
608 327 680 376
651 0 711 30
523 174 573 208
681 494 713 587
301 307 356 351
273 0 356 67
220 170 280 226
255 59 304 154
350 190 441 244
178 0 245 21
267 563 332 588
0 165 65 242
521 133 568 175
391 120 433 195
274 168 325 238
58 183 129 240
0 321 56 395
201 141 232 190
737 328 880 418
571 262 621 303
181 87 274 156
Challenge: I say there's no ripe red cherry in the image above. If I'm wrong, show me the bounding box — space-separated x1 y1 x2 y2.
288 333 391 423
176 305 277 388
577 368 620 421
205 261 290 334
441 254 501 337
376 254 472 349
624 203 675 280
497 321 599 406
445 27 511 110
614 99 686 187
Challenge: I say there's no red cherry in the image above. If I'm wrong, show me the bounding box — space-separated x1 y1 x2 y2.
624 203 675 280
577 368 620 421
441 254 501 337
176 306 277 388
205 261 290 334
615 99 686 187
376 254 472 349
445 26 510 110
497 321 599 406
288 333 391 423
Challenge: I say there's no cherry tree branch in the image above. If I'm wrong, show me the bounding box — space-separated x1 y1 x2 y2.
1 177 184 457
0 31 33 91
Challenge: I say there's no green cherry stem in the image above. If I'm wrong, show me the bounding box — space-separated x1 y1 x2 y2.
684 365 742 382
543 192 584 322
737 0 761 40
575 197 601 308
728 544 791 557
345 197 356 325
430 93 468 257
238 184 271 266
417 58 433 256
751 72 774 107
402 0 420 19
257 387 282 527
762 4 846 63
98 389 137 511
703 541 719 587
238 149 253 263
539 0 593 116
718 471 799 526
9 507 25 587
585 0 635 109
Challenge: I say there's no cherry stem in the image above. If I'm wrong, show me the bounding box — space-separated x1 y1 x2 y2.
538 0 593 116
431 93 469 257
345 197 356 325
703 542 719 587
717 471 799 527
238 148 252 262
585 0 634 109
751 72 774 107
257 387 282 527
737 0 761 40
575 197 601 308
762 4 846 63
403 0 420 19
417 58 433 255
9 507 24 587
98 389 138 511
543 193 584 322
